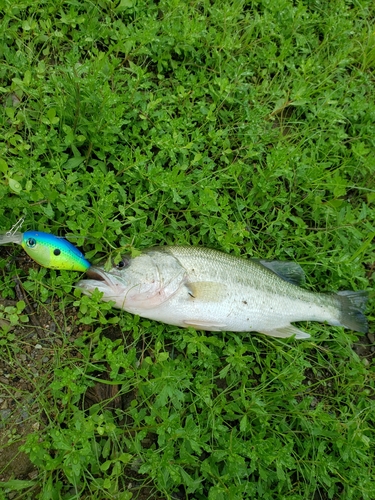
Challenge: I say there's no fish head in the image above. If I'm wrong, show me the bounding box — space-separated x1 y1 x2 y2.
21 231 91 271
76 252 163 311
76 249 187 312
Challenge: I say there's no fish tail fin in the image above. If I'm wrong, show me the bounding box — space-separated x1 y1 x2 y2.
334 291 368 334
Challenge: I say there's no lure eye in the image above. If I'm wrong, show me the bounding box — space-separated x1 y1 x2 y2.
26 238 37 248
116 257 130 269
54 248 61 256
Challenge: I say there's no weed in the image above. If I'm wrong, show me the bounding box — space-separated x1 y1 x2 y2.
0 0 374 499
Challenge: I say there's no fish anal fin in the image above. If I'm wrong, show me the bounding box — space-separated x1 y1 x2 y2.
259 325 310 339
183 319 226 332
186 281 226 302
258 260 305 287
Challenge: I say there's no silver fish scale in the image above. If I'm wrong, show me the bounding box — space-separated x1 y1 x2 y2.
160 247 340 329
167 246 321 301
77 245 368 338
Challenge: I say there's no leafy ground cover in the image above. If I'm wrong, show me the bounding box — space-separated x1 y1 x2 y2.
0 0 374 498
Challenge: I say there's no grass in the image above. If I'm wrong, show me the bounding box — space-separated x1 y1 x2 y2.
0 0 374 498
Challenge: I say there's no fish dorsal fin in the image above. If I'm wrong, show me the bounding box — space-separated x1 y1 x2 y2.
186 281 227 302
257 260 305 286
259 325 310 339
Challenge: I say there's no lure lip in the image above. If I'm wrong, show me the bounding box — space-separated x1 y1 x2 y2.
0 232 23 245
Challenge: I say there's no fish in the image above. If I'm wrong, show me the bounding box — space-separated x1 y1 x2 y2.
0 231 91 272
76 246 368 339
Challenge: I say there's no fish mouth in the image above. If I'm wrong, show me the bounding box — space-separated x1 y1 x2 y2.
86 267 109 281
76 267 118 293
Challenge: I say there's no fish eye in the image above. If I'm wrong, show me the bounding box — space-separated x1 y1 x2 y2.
54 248 61 256
26 238 37 248
116 257 130 269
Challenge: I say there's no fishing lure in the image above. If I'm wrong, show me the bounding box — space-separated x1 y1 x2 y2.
0 230 91 272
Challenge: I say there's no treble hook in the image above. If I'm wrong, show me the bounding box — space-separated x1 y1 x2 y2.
6 217 25 236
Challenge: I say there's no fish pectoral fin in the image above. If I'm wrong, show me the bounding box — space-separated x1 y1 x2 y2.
259 325 310 339
183 319 226 331
186 281 226 301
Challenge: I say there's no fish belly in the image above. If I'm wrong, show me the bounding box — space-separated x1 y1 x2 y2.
130 281 336 333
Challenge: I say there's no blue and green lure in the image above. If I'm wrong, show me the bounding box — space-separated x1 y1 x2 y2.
0 231 91 272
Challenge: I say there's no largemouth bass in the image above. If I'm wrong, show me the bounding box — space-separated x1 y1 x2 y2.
76 246 368 339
